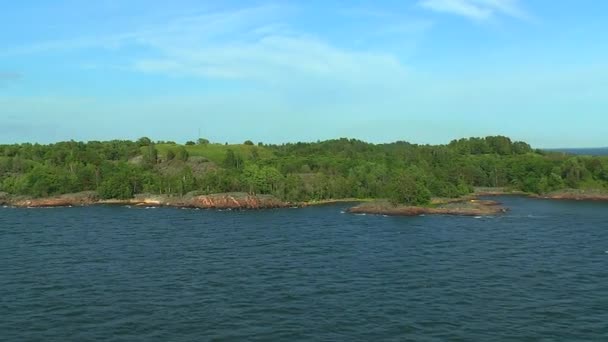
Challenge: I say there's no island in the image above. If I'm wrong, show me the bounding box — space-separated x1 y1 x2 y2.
1 136 607 215
347 198 508 217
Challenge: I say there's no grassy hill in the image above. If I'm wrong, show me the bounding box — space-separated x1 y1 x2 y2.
154 143 276 164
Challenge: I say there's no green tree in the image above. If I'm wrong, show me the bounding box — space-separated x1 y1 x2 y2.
176 147 189 162
389 171 431 206
137 137 152 147
142 144 158 167
223 149 243 169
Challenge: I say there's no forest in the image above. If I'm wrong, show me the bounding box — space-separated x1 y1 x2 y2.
1 136 607 205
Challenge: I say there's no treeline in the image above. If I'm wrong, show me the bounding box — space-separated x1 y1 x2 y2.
1 136 607 205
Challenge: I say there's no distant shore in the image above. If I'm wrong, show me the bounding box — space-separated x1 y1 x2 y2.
473 187 608 201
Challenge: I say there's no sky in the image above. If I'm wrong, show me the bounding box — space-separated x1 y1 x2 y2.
1 0 607 148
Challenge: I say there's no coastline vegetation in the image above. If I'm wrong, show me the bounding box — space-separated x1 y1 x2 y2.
1 136 607 205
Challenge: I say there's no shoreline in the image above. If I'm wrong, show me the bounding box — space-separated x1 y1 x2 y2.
1 192 293 210
348 199 508 217
2 189 607 215
473 187 608 202
300 198 372 206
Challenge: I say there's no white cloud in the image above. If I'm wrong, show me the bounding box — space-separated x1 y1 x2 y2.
126 6 408 84
419 0 528 21
2 5 409 86
133 34 407 85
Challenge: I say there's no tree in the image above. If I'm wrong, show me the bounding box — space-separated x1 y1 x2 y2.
562 158 587 188
244 140 254 146
486 136 513 155
97 163 139 199
137 137 152 147
389 171 431 206
197 138 210 145
223 149 243 169
185 141 195 146
2 135 608 203
142 144 158 167
176 147 189 162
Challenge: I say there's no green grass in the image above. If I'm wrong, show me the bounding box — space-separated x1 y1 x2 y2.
154 143 275 164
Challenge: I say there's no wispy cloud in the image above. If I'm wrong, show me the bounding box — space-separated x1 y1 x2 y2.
131 6 408 83
2 5 409 86
339 6 400 19
419 0 528 21
133 34 407 84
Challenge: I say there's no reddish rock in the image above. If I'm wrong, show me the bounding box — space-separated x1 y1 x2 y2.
187 193 290 209
7 192 290 209
348 199 508 217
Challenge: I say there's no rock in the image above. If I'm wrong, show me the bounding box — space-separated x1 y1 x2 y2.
187 193 289 209
0 192 9 205
348 199 508 217
5 191 291 209
10 191 99 207
537 189 608 201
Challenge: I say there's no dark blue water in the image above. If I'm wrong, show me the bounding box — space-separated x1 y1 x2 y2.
1 197 607 341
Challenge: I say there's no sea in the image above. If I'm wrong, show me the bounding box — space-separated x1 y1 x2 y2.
1 196 607 341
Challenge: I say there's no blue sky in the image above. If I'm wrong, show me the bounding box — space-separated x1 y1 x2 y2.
1 0 607 147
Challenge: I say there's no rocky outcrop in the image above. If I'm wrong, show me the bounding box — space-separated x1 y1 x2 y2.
98 194 166 206
6 192 291 209
348 199 508 217
473 187 527 196
186 193 290 209
534 189 608 201
9 191 99 207
474 187 608 201
0 192 9 206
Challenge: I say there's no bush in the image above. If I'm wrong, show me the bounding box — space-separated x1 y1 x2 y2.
390 172 431 206
97 176 133 199
166 149 176 161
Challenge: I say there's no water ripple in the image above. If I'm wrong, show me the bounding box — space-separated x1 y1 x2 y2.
1 197 608 341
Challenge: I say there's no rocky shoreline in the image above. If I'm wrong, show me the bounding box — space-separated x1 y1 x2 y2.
348 199 508 217
534 191 608 201
474 187 608 201
1 192 292 209
2 188 607 216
